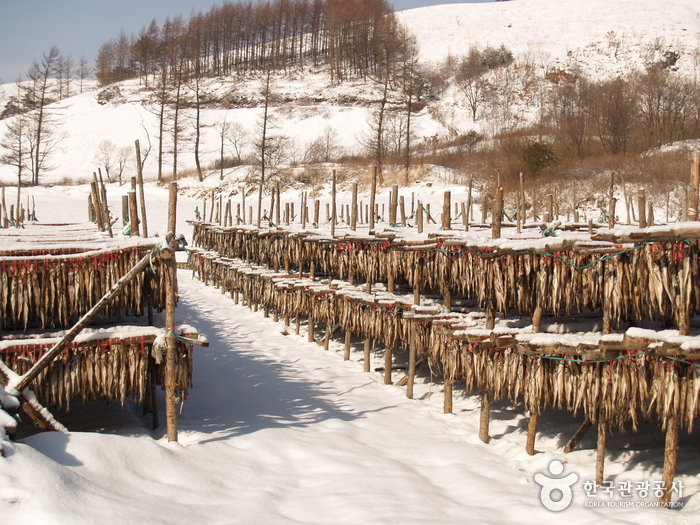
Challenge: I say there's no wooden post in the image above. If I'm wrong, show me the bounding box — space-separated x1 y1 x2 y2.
164 182 179 442
689 151 700 221
134 140 149 237
406 323 417 399
128 191 139 237
331 170 337 236
413 256 423 305
442 190 451 230
545 194 553 223
384 342 393 384
660 415 679 506
351 182 358 231
565 419 593 453
86 195 94 223
314 199 320 225
302 192 307 229
638 188 647 228
518 172 525 231
224 200 231 228
466 173 474 229
492 187 503 239
98 171 113 238
390 184 398 225
416 201 424 234
526 410 538 455
275 181 281 227
399 196 406 225
444 378 453 414
479 392 491 443
369 166 377 230
608 198 617 229
1 187 8 228
308 316 314 342
285 202 290 226
363 338 371 373
121 195 129 227
344 331 352 360
596 418 607 485
90 181 104 231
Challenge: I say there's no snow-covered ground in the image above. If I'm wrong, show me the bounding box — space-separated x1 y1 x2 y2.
1 182 699 524
2 1 700 522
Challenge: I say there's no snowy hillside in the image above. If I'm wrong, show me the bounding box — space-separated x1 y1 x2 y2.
1 0 699 187
398 0 700 79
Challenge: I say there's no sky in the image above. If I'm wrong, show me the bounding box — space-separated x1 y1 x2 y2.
0 0 492 83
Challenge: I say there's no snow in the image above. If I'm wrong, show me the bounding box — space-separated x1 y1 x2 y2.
1 1 700 521
1 183 699 524
397 0 700 79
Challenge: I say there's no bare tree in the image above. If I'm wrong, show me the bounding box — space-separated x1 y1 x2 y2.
77 55 90 94
0 113 30 219
255 69 274 227
96 139 117 182
24 45 60 185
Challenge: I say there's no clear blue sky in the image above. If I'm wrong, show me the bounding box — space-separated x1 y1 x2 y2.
0 0 492 82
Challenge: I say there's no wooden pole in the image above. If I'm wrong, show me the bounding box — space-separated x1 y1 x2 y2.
128 191 140 237
466 173 474 230
565 419 593 453
1 187 8 228
442 190 451 230
90 180 104 231
416 201 424 234
308 316 314 342
121 195 129 227
638 188 647 228
369 166 377 230
276 181 281 227
479 392 491 443
164 181 179 443
406 323 417 399
608 197 617 229
384 342 393 384
399 196 406 225
444 379 453 414
134 139 149 237
331 170 337 236
689 151 700 221
526 410 538 455
413 256 423 305
596 418 607 485
660 415 679 506
344 331 352 360
492 187 503 239
351 182 358 231
364 339 371 373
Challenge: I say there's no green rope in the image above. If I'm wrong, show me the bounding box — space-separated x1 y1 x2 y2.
542 242 652 270
531 352 644 364
664 355 700 368
165 333 200 343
